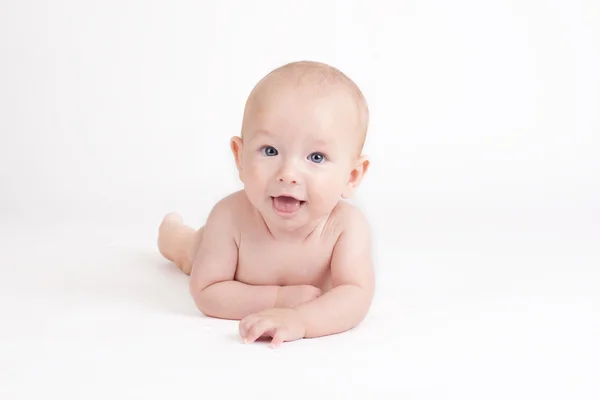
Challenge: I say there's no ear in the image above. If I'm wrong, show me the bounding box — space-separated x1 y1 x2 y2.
342 155 370 199
230 136 244 181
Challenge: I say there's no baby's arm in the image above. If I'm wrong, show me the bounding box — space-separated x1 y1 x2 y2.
189 199 280 320
189 198 322 320
293 209 375 338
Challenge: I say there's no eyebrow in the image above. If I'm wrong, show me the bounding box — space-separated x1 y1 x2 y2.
254 129 273 135
311 138 330 147
248 130 274 140
248 130 333 149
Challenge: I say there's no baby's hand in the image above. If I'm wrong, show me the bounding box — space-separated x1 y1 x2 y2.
275 285 323 308
239 308 306 348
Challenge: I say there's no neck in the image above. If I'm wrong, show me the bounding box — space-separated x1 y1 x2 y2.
256 210 328 243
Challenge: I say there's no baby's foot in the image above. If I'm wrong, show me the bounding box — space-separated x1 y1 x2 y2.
161 212 183 227
157 212 197 275
158 212 184 263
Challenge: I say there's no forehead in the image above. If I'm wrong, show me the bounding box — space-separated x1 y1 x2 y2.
243 83 359 144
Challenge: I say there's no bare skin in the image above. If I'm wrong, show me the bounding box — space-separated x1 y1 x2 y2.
158 191 363 294
157 190 340 304
158 61 374 347
158 213 203 276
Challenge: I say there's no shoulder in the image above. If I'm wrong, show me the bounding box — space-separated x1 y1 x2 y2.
329 200 371 238
208 190 247 218
204 190 248 239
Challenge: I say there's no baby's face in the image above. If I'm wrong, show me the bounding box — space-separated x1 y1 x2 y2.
233 83 365 230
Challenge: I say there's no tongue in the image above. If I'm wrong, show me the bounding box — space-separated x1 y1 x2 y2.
273 196 301 213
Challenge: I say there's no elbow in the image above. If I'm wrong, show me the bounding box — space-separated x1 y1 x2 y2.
191 289 219 318
189 280 215 317
188 261 217 315
351 285 374 320
340 283 374 326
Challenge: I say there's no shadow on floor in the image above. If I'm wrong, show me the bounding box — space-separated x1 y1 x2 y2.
52 247 203 318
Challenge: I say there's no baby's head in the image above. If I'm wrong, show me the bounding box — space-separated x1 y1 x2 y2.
231 61 370 229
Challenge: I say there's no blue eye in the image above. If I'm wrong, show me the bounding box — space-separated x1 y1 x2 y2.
308 152 326 164
261 146 278 156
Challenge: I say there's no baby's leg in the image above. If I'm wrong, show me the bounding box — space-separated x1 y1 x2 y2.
157 213 204 275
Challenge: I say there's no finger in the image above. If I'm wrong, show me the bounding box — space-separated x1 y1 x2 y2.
269 328 287 349
245 319 277 344
239 314 260 339
244 319 270 343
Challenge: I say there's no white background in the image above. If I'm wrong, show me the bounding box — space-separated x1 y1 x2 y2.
1 0 599 399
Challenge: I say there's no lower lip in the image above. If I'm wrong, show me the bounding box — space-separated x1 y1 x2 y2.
271 197 305 217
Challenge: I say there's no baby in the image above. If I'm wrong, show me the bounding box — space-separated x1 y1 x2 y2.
157 60 374 348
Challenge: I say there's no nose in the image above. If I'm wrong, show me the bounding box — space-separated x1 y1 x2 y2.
278 172 298 185
278 175 297 184
277 164 300 185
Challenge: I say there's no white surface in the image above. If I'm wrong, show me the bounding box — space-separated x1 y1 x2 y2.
1 0 599 399
1 221 599 399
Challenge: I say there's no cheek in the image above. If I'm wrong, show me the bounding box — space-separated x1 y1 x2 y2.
242 158 272 188
308 168 349 200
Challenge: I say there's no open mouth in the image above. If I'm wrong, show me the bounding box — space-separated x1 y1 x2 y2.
271 196 305 215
